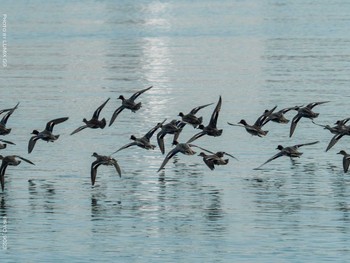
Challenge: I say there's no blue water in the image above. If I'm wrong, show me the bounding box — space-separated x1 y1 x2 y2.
2 1 350 262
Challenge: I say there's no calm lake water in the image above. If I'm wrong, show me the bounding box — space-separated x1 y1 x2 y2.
2 0 350 262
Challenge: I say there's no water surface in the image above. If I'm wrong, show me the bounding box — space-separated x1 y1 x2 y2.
2 1 350 262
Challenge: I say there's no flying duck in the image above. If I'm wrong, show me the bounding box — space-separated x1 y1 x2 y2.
112 119 166 154
186 96 223 143
289 101 329 137
198 151 237 170
71 98 110 135
109 86 153 126
0 102 19 136
91 152 121 186
157 119 186 154
337 150 350 173
28 117 69 153
178 102 213 128
228 106 276 137
157 141 212 172
0 155 35 191
254 141 319 169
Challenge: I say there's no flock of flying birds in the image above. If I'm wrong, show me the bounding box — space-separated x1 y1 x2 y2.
1 86 350 191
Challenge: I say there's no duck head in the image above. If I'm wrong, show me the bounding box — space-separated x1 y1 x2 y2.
130 135 137 141
118 95 125 101
178 112 184 117
91 152 99 157
276 145 284 150
197 124 205 130
238 119 247 125
31 130 40 135
198 152 207 157
337 150 347 155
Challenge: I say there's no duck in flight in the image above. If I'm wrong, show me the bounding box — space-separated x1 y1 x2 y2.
262 106 299 125
91 152 121 186
71 98 110 135
311 118 350 152
337 150 350 173
178 102 213 128
186 96 223 143
254 141 319 169
112 119 166 154
109 86 153 126
228 106 277 137
198 151 237 170
289 101 329 137
157 141 213 172
157 119 186 154
0 102 20 136
28 117 69 153
0 155 35 191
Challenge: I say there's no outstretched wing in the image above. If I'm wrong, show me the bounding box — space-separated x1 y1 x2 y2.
157 147 180 172
15 156 35 165
93 98 110 119
70 125 88 136
91 160 103 186
0 102 19 125
111 159 122 177
109 106 125 126
280 106 299 114
130 86 153 101
203 158 215 170
157 131 166 154
188 144 215 154
0 162 8 191
112 142 137 155
45 117 69 132
343 156 350 173
144 119 166 140
306 101 330 109
28 136 40 154
186 131 206 144
216 151 238 160
295 141 319 149
254 152 284 169
289 114 302 137
0 139 15 145
208 96 222 128
190 103 214 114
326 134 344 152
254 106 277 127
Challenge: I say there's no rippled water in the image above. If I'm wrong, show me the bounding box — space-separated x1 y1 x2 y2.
2 1 350 262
